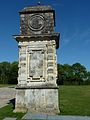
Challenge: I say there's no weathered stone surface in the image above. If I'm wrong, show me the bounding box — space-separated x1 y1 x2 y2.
20 6 53 13
48 116 90 120
47 62 53 67
14 5 60 114
17 40 58 86
14 88 59 114
22 113 48 120
14 33 60 49
29 50 43 78
22 114 90 120
19 6 55 35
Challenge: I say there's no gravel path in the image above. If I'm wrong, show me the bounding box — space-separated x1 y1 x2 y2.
0 87 16 108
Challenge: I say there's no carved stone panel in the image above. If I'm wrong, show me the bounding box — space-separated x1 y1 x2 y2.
29 50 44 79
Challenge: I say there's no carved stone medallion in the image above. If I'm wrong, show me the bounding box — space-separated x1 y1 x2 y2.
28 15 45 31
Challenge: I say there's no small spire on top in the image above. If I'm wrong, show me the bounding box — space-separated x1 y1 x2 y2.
37 1 41 5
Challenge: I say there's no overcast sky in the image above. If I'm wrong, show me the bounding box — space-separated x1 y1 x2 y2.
0 0 90 71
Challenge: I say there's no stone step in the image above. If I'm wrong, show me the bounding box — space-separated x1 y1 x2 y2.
22 113 90 120
48 115 90 120
22 113 48 120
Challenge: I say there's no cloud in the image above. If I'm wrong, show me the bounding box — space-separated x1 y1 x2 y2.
62 30 79 46
78 29 90 46
62 28 90 46
79 28 90 40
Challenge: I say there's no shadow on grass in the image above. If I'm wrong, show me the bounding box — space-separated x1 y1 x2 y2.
8 98 15 109
0 100 25 120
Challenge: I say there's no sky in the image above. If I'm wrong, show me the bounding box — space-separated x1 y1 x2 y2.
0 0 90 71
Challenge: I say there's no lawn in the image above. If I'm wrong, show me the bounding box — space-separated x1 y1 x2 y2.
59 85 90 116
0 103 25 120
0 85 90 119
0 84 16 87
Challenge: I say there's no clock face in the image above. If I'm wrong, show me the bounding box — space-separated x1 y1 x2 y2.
29 15 45 31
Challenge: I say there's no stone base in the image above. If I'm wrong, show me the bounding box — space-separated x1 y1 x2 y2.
14 86 60 114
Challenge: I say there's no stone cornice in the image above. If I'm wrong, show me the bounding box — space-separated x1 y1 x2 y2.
13 33 60 49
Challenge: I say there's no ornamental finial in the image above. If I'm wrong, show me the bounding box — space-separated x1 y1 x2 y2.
37 1 41 5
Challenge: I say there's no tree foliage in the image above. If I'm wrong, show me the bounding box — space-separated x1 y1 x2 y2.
0 61 18 84
57 63 90 85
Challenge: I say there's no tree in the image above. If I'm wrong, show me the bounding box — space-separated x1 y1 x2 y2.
8 61 18 84
83 71 90 85
57 63 90 85
57 64 73 85
72 63 87 85
57 64 64 85
0 62 11 84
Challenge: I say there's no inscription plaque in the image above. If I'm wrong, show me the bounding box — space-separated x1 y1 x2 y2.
29 50 43 78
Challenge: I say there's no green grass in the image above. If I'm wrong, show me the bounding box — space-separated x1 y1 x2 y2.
0 103 25 120
0 84 16 87
59 85 90 116
0 85 90 119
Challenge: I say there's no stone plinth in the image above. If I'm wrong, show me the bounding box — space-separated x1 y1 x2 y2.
14 86 59 114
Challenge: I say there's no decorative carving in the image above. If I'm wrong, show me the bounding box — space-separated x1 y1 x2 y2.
47 55 53 60
19 47 26 54
28 15 45 31
47 62 53 67
20 57 26 61
47 76 54 81
20 63 26 67
21 69 26 74
47 68 53 74
47 48 53 53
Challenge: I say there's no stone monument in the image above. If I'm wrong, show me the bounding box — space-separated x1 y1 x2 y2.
14 5 60 114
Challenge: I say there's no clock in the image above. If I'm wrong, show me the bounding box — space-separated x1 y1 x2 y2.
28 15 45 31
